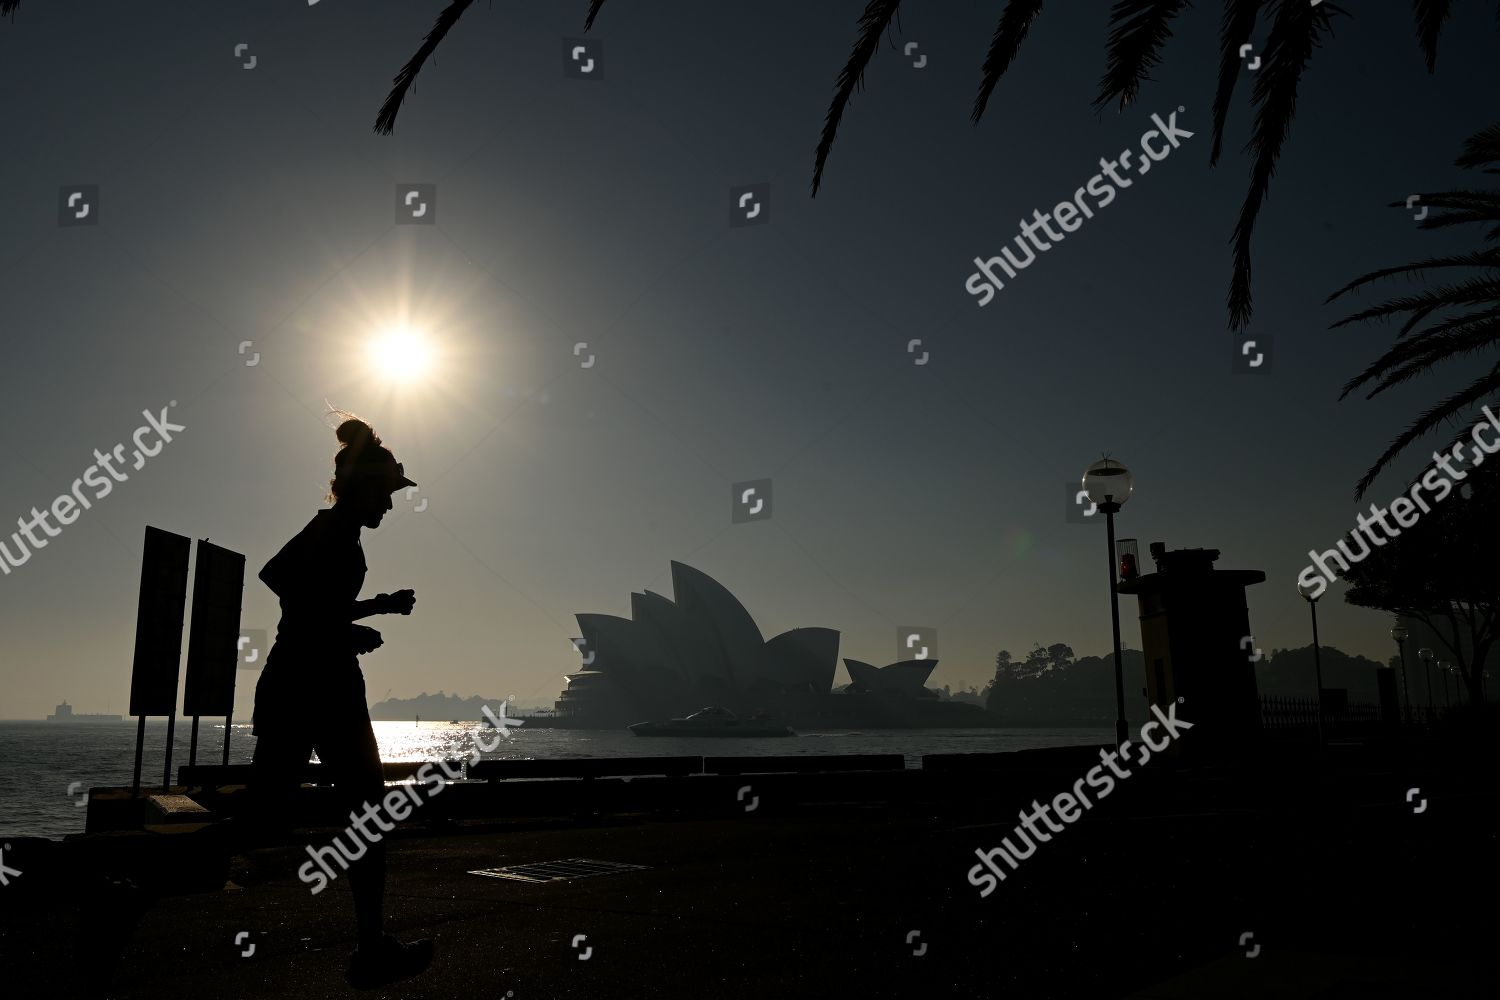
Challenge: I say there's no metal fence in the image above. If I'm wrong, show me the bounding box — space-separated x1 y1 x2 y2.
1259 696 1383 737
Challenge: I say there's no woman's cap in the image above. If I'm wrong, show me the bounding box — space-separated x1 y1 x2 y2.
341 455 417 493
358 458 417 492
333 416 416 493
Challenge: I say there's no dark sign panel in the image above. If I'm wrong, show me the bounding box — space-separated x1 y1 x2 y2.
128 526 192 717
183 539 247 717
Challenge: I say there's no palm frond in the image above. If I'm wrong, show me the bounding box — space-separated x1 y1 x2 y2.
971 0 1048 124
1330 278 1500 330
374 0 478 136
1094 0 1190 112
1386 190 1500 230
1325 249 1500 302
1359 322 1500 400
1 1 19 16
1388 189 1500 209
1341 311 1500 398
1335 118 1500 499
584 0 607 30
1412 0 1453 72
1396 189 1500 234
1209 0 1265 165
1455 123 1500 171
1354 361 1500 498
1404 303 1500 344
1394 303 1443 340
812 0 903 196
1414 209 1500 233
1227 0 1341 330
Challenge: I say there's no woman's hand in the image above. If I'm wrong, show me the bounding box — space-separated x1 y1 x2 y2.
350 624 384 655
377 590 416 616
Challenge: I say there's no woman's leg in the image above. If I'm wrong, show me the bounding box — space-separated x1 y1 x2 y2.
244 658 320 846
315 717 387 949
247 723 313 848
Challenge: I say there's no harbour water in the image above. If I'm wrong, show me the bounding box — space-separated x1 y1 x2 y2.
0 720 1109 840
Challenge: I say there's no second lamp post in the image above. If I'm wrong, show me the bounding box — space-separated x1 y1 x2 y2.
1391 622 1411 724
1298 580 1326 746
1418 647 1435 722
1083 458 1132 748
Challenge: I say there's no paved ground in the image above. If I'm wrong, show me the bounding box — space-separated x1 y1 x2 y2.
4 746 1495 998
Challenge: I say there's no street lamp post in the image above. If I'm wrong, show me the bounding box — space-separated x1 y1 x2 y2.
1083 458 1133 749
1440 661 1451 709
1298 581 1325 746
1391 622 1411 724
1418 647 1435 723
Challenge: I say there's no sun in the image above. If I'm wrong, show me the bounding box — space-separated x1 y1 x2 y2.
369 328 433 381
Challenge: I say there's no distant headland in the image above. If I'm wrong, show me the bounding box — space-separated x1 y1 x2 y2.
369 692 538 721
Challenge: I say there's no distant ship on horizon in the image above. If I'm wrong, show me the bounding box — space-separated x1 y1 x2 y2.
46 700 123 723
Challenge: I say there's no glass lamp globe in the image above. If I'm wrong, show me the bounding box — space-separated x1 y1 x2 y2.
1418 647 1434 663
1082 459 1133 507
1391 623 1409 643
1297 579 1321 601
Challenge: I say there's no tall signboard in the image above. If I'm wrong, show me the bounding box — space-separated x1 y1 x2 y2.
183 539 247 767
128 526 191 793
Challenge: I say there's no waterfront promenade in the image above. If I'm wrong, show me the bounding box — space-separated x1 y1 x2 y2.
1 741 1493 998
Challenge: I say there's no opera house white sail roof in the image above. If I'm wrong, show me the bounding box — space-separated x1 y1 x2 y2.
556 562 950 725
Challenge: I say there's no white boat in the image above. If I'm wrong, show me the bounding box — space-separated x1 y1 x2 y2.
628 706 795 738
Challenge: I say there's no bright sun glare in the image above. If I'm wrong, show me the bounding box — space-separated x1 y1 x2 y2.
370 328 433 381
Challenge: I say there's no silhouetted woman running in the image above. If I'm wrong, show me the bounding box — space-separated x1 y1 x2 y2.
251 416 433 990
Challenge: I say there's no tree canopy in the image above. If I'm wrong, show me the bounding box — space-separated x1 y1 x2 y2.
1341 456 1500 701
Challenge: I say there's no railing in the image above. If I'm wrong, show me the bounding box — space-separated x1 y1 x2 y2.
1259 696 1383 737
179 753 908 787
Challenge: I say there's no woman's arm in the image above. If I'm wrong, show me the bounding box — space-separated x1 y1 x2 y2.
260 526 371 622
258 543 299 600
261 518 413 624
356 589 415 620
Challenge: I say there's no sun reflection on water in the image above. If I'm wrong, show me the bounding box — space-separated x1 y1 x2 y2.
368 721 517 763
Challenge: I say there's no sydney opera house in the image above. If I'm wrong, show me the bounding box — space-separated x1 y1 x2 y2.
554 562 998 729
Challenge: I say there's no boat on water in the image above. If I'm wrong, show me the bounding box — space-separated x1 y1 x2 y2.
46 701 122 723
628 706 795 738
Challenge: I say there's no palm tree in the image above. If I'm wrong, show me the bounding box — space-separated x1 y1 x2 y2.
1327 123 1500 499
374 0 606 135
371 1 1481 333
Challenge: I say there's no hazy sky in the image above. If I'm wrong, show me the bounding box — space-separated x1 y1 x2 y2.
3 1 1496 719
